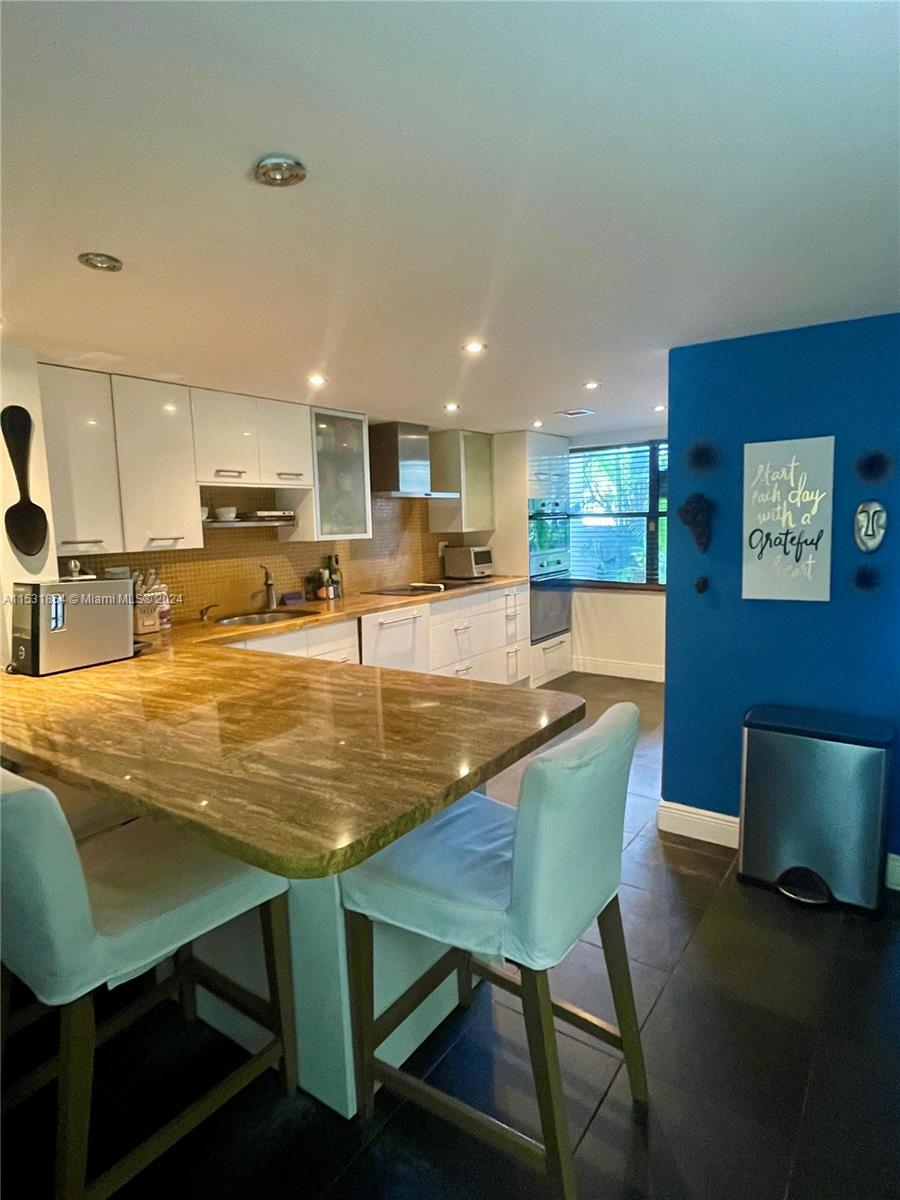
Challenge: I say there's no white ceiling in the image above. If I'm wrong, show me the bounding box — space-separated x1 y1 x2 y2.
2 2 897 437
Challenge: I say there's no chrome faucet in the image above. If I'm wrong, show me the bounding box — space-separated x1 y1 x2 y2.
260 564 277 611
199 603 220 623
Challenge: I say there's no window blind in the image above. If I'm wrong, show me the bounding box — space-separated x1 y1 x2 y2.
569 441 668 585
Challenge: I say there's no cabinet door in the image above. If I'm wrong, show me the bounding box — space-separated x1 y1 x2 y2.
258 399 313 486
112 376 203 551
39 365 125 554
462 431 494 531
504 640 531 683
238 628 309 656
361 607 428 671
313 409 372 539
191 389 259 483
491 603 529 647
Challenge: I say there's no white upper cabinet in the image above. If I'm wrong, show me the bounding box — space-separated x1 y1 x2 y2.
428 430 495 534
191 389 260 484
38 364 125 555
257 399 313 486
112 376 203 551
526 431 570 512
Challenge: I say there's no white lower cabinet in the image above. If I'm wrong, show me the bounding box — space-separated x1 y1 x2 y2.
530 632 572 687
361 607 429 671
233 620 358 663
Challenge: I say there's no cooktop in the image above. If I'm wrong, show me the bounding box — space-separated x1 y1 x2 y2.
364 579 493 596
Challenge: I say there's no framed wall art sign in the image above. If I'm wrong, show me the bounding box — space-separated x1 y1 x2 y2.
742 435 834 601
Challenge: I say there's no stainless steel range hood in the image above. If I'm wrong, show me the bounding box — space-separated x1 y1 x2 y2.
369 421 459 499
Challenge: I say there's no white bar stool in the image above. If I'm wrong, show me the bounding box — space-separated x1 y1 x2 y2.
0 769 298 1200
340 703 647 1200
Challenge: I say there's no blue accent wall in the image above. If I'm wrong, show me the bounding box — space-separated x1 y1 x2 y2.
664 313 900 854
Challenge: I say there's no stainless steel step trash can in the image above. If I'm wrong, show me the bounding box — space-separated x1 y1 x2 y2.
739 705 894 911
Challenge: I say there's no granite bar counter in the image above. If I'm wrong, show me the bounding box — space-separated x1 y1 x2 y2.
1 580 584 1115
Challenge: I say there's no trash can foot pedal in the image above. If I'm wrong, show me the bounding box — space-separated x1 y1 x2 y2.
776 866 831 906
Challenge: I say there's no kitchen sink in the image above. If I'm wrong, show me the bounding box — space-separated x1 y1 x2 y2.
215 609 317 627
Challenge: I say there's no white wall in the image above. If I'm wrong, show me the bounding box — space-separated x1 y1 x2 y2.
572 589 665 681
569 424 668 682
1 341 58 662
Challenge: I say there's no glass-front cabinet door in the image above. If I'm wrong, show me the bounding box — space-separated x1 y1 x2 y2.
312 408 372 539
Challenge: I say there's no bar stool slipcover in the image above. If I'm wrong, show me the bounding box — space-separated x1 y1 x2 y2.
341 703 647 1200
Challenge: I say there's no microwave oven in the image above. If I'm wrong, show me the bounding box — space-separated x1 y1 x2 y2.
443 545 494 579
10 579 134 676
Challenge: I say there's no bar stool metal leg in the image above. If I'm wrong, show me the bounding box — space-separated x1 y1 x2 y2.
344 909 376 1119
597 895 648 1111
56 992 95 1200
520 968 577 1200
260 893 299 1096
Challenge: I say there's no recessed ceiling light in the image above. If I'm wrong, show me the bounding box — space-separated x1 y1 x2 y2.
444 402 460 413
653 404 667 412
532 420 543 428
583 380 600 391
556 408 596 418
162 403 178 414
78 252 122 272
85 419 98 427
463 340 486 355
307 373 327 388
254 154 307 186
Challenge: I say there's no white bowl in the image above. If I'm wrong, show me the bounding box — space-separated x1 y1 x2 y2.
214 506 238 521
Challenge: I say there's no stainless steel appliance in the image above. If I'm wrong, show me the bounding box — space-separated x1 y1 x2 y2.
528 511 570 580
443 545 494 579
10 579 134 676
369 422 459 499
530 572 572 645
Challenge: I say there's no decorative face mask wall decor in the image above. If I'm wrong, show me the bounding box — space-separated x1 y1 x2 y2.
854 501 887 552
677 492 715 553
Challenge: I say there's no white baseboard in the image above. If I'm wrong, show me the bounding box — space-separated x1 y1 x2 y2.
572 655 665 683
657 800 900 892
656 799 740 848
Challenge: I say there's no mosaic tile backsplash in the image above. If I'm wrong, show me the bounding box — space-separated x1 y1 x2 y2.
64 494 446 622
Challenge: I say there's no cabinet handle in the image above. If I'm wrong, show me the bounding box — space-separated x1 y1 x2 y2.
543 639 566 652
214 469 247 477
453 623 472 633
61 539 104 545
455 664 473 674
506 648 519 657
148 535 184 542
379 612 421 626
277 471 304 479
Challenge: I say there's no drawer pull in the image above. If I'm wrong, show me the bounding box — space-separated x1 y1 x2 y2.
148 535 184 542
379 612 421 626
276 471 304 479
214 469 247 477
506 648 519 657
453 622 472 633
455 664 473 674
60 539 104 545
543 639 566 652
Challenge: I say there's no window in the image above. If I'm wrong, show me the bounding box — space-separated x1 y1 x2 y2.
568 440 668 587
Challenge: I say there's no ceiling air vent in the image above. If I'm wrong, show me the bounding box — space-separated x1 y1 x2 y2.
556 408 596 418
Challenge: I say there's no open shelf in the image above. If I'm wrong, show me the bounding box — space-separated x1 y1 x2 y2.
203 519 296 529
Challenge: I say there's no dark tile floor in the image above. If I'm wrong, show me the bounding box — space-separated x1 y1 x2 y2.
4 673 899 1200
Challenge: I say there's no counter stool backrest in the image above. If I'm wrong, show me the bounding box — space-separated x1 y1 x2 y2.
505 703 640 969
1 770 97 1001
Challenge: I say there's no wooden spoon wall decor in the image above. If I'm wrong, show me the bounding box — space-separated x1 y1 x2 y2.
2 405 49 557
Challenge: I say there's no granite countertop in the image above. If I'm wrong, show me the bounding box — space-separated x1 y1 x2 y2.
182 575 529 646
1 575 585 878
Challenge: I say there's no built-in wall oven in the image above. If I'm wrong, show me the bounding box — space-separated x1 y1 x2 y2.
528 509 572 644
